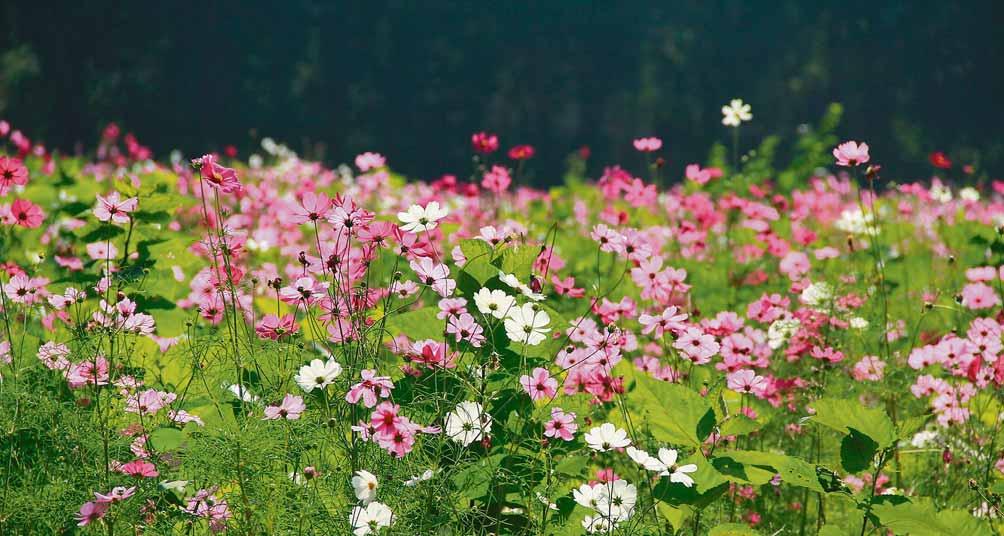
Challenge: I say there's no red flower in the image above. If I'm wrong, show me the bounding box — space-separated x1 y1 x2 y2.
0 156 28 193
929 151 952 169
470 132 499 154
507 144 535 161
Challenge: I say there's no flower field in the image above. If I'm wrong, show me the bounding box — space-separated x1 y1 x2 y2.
1 107 1003 535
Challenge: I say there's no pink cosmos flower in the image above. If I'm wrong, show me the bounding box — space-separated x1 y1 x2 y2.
685 164 723 185
346 369 394 408
263 394 306 420
8 198 44 228
124 389 176 416
674 327 720 364
471 131 499 154
446 312 485 347
851 355 886 381
255 313 299 340
119 459 159 478
961 283 1001 310
409 257 455 297
639 306 689 338
279 276 329 305
86 241 119 260
94 486 136 503
519 367 558 401
727 369 768 396
508 144 535 160
832 141 870 167
633 137 662 152
544 408 577 441
481 165 512 194
76 501 110 526
0 155 28 194
93 191 139 224
198 154 242 193
290 192 333 224
355 151 386 171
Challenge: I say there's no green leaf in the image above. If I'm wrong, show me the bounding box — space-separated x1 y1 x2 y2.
148 427 185 451
497 245 539 280
627 367 716 448
724 450 825 493
871 497 993 536
840 429 878 473
383 307 445 340
810 398 897 450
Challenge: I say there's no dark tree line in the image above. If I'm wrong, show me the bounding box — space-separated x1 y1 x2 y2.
0 1 1001 182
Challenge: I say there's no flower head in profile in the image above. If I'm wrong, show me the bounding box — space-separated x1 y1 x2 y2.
263 394 306 420
350 501 393 535
721 99 752 127
197 154 242 193
94 486 136 504
255 313 298 340
632 137 662 152
76 501 109 526
508 144 535 161
397 201 448 233
444 400 492 447
584 423 630 452
832 141 870 167
294 358 343 392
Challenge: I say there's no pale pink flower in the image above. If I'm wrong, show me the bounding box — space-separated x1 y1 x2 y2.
519 367 558 401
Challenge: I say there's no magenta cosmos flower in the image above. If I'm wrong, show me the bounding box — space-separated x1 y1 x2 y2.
7 198 44 228
633 137 662 152
0 155 28 194
471 131 499 154
255 313 299 340
197 154 242 193
832 141 870 167
346 369 394 408
544 408 577 441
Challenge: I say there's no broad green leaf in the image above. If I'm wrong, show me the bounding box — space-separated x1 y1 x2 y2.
810 398 897 450
872 497 993 536
148 427 185 451
383 306 445 340
724 450 825 493
626 366 716 448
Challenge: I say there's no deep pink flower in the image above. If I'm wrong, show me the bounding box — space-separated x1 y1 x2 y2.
471 132 499 154
198 154 242 193
120 459 159 478
8 198 44 228
0 155 28 194
507 144 535 160
256 313 299 340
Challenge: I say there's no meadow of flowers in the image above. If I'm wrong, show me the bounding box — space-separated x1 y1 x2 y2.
1 103 1003 535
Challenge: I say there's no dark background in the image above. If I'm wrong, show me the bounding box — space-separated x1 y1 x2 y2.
1 1 1002 183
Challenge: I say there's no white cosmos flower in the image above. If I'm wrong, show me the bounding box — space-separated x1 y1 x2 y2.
849 317 869 330
473 288 516 319
573 483 602 509
594 479 637 522
960 187 980 202
503 303 551 346
584 423 631 452
351 470 378 504
444 401 492 446
397 201 448 233
582 515 613 534
654 448 699 488
767 318 801 350
403 469 436 487
800 282 834 309
626 446 667 472
498 271 545 301
721 98 752 127
294 358 343 392
227 384 259 403
349 501 393 535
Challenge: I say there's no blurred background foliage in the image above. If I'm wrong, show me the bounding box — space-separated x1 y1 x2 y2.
0 1 1001 183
